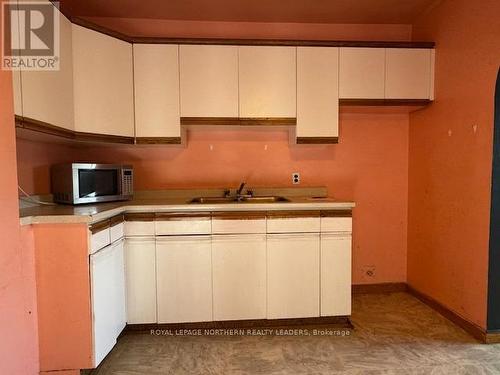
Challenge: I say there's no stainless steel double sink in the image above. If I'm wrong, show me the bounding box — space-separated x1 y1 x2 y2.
188 196 290 204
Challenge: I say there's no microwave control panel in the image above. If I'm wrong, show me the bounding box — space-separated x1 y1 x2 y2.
122 169 134 196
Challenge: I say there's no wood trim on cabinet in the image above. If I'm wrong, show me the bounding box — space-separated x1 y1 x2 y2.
212 211 267 220
89 219 110 234
74 131 135 144
15 115 74 139
15 116 135 144
133 38 435 49
296 137 339 144
125 315 352 333
155 212 211 221
266 210 321 219
136 137 183 144
124 213 156 222
180 117 296 126
69 16 435 49
339 99 433 106
321 210 353 218
109 214 125 226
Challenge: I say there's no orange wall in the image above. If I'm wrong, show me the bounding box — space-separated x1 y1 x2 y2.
408 0 500 328
18 115 409 285
0 61 39 372
16 139 80 195
76 113 409 284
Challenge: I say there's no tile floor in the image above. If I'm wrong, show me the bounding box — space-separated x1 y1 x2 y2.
93 293 500 374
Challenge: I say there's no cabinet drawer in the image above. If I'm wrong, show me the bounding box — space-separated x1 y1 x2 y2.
212 212 266 234
124 213 155 236
320 217 352 233
91 227 111 254
155 213 211 235
110 222 124 242
267 212 320 233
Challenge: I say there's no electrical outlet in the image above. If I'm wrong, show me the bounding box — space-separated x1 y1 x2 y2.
292 172 300 185
361 266 376 281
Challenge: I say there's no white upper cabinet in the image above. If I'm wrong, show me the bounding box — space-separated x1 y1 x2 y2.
20 7 74 129
72 25 134 137
339 48 385 99
239 46 296 118
385 48 433 99
12 70 22 117
297 47 339 138
179 45 239 117
133 44 180 138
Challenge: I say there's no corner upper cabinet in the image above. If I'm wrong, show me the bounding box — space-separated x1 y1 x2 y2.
296 47 339 142
179 45 239 118
17 5 74 129
72 25 134 137
339 47 385 99
239 46 296 118
385 48 434 100
133 44 181 142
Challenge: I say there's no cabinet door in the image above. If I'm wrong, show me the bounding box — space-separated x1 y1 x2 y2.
13 70 22 116
21 7 74 129
320 234 352 317
267 233 320 319
339 47 385 99
112 239 127 336
385 48 433 99
156 236 212 323
72 24 134 136
297 47 339 138
239 46 296 117
90 245 117 366
180 45 239 117
134 44 180 138
212 234 267 320
125 238 156 324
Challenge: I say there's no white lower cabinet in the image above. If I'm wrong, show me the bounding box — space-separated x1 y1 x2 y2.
320 234 352 316
156 236 213 323
212 234 267 320
120 212 352 327
267 233 320 319
90 239 126 367
125 237 157 324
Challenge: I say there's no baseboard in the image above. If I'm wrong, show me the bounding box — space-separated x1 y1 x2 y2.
125 316 353 333
352 282 408 294
406 285 487 343
485 331 500 344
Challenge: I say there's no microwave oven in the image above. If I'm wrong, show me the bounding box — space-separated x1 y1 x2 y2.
51 163 133 205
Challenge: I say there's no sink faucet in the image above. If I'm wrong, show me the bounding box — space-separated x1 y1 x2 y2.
236 182 246 196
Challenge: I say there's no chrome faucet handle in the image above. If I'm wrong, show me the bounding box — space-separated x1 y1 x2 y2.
223 189 231 197
236 182 246 196
247 189 254 197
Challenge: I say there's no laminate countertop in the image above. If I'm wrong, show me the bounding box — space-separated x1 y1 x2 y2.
19 197 355 226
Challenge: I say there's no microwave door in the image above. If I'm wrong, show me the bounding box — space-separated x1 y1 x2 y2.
74 168 120 203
